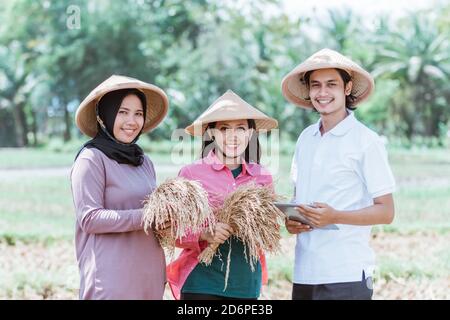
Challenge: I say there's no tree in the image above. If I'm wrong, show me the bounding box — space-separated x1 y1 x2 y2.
317 8 358 53
373 12 450 139
0 0 48 146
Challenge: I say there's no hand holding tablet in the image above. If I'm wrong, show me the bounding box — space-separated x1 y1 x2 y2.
274 202 339 230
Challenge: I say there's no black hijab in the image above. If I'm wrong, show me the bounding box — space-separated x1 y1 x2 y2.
75 88 147 166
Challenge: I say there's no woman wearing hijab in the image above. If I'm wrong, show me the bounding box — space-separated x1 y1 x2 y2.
71 75 169 299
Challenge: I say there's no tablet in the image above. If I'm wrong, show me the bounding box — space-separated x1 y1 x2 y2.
274 202 339 230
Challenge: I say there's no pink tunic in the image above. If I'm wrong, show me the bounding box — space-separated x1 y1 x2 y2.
70 148 166 299
166 151 273 300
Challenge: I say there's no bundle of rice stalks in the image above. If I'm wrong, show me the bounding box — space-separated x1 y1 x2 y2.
143 177 215 255
198 182 284 289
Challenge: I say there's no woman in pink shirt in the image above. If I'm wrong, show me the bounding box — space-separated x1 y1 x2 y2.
167 90 278 300
71 75 169 299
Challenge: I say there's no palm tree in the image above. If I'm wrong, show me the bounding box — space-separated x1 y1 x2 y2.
372 12 450 138
317 8 357 52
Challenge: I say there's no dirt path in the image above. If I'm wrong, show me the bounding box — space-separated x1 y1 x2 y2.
0 163 180 180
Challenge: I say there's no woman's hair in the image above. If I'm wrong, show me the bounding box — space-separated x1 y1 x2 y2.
303 68 356 111
201 119 261 164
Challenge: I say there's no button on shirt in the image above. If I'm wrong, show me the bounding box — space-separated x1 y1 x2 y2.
290 112 396 284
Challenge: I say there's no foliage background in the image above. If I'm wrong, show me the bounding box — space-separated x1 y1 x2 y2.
0 0 449 147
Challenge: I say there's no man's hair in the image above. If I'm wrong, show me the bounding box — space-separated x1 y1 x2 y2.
303 68 356 111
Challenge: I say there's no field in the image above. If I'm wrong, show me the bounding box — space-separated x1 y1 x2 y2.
0 146 449 299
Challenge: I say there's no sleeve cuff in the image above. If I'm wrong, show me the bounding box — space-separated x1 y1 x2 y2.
371 186 396 199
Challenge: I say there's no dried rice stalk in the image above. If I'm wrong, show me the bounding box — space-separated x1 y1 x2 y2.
198 182 284 290
143 177 215 256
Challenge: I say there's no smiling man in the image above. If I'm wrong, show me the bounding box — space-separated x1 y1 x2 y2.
281 49 396 300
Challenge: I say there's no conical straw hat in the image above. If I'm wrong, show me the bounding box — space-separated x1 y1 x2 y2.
281 48 374 109
75 75 169 137
185 90 278 136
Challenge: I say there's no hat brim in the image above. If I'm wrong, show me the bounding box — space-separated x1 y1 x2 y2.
184 90 278 136
76 81 169 138
281 63 374 109
185 117 278 136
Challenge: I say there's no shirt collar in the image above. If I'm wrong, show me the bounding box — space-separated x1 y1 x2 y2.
205 150 255 176
312 119 322 136
312 111 356 137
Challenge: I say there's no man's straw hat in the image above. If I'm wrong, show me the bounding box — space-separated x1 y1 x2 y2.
281 48 374 109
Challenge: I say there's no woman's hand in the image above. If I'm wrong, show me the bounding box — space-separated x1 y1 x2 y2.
151 220 171 231
200 222 234 245
155 220 172 237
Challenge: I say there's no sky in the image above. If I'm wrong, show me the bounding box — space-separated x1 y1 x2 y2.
282 0 435 20
277 0 441 36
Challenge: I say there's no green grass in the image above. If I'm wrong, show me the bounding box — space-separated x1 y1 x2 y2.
0 176 74 242
267 252 295 283
0 149 76 169
1 147 450 239
376 247 450 281
1 146 449 290
377 258 434 280
0 146 187 169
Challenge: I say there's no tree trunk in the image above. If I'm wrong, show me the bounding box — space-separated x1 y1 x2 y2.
11 102 29 147
11 104 25 147
399 103 414 140
424 86 442 138
63 102 71 142
30 109 38 146
19 102 30 146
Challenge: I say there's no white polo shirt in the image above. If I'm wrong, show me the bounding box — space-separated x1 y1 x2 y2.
290 112 395 284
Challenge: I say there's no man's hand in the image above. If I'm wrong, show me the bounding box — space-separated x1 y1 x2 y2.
285 218 312 234
298 202 337 228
